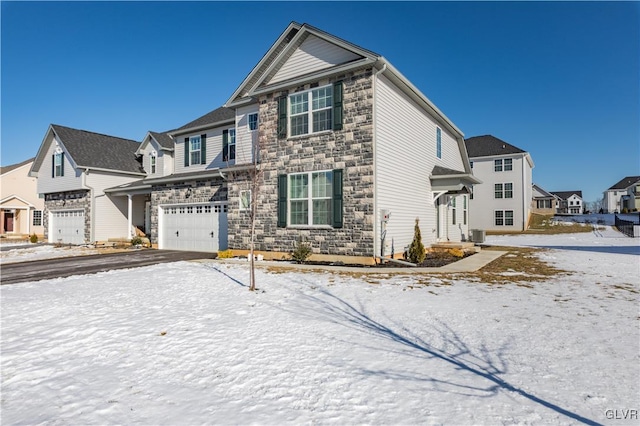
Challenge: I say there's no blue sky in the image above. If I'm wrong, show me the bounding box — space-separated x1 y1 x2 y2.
2 1 638 203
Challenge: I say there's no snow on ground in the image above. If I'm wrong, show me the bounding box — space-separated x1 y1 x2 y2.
1 227 639 425
0 244 99 265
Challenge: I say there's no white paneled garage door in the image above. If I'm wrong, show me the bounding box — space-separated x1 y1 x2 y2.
160 204 228 252
50 210 85 244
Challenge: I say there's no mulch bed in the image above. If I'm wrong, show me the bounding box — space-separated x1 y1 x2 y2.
376 251 476 268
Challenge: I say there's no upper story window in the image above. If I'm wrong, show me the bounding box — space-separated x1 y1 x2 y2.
289 86 333 137
277 82 343 139
150 152 157 174
184 134 207 167
494 158 513 172
190 136 201 165
436 127 442 159
223 128 236 161
53 152 64 177
470 161 473 169
494 183 513 199
248 113 258 131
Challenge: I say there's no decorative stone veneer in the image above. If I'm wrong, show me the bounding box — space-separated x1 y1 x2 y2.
149 178 227 245
43 190 91 242
228 67 375 257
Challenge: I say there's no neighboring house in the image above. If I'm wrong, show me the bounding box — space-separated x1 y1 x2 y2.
531 183 556 215
620 182 640 212
464 135 534 231
31 22 479 263
0 158 45 237
603 176 640 213
29 125 146 244
551 191 583 215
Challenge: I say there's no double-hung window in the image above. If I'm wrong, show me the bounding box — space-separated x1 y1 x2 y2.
289 171 332 226
495 158 512 172
495 210 514 226
33 210 42 226
495 183 513 199
150 153 157 174
190 136 201 165
289 86 333 137
248 113 258 131
54 152 64 177
451 196 456 225
223 129 236 162
278 169 343 228
436 127 442 159
240 190 251 211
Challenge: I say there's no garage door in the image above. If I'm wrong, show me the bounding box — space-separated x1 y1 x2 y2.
161 204 227 252
50 210 85 244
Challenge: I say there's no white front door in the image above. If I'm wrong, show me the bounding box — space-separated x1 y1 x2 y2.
50 210 85 244
160 204 227 252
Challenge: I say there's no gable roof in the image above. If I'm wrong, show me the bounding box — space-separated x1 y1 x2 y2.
50 124 143 173
224 22 465 144
170 107 235 136
551 190 583 200
607 175 640 190
532 183 555 198
464 135 527 158
149 131 174 150
0 157 34 175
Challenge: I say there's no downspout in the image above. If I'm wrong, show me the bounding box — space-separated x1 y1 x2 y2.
82 168 96 243
372 63 387 259
522 155 526 231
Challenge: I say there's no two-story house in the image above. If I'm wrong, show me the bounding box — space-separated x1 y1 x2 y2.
464 135 534 232
1 158 45 237
551 191 583 215
29 125 146 244
603 176 640 213
30 22 479 263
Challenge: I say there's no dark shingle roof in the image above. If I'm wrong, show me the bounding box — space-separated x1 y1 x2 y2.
432 165 465 176
149 131 174 149
464 135 526 158
551 191 583 200
51 124 143 174
173 107 235 133
0 157 35 175
608 176 640 190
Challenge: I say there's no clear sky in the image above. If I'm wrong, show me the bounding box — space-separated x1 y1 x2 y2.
2 1 638 203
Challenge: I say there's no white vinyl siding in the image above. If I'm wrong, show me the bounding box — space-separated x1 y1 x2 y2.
235 104 259 165
375 74 467 253
141 139 171 178
86 172 144 242
269 34 361 84
174 127 230 174
37 136 82 194
468 153 532 232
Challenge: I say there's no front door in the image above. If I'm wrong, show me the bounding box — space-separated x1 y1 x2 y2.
4 212 14 233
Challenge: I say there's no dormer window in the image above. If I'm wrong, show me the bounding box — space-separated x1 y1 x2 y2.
53 151 64 177
248 113 258 131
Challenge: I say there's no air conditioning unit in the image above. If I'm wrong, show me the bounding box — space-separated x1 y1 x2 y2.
471 229 485 243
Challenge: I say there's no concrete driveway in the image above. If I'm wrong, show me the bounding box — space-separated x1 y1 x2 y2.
1 250 215 285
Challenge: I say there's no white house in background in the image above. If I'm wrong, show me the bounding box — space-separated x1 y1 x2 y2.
551 191 583 215
464 135 534 231
603 176 640 213
0 158 45 237
29 125 146 244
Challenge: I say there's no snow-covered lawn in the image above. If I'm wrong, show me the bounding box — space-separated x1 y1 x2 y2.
0 244 100 265
1 227 638 425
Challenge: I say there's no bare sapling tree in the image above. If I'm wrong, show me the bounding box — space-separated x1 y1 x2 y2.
246 120 263 292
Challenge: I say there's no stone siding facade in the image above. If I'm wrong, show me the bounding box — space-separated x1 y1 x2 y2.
43 190 91 242
228 67 376 257
149 178 227 245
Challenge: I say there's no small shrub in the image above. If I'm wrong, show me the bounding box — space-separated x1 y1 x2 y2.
291 238 313 263
448 248 465 258
131 236 144 246
29 233 38 243
407 218 426 264
217 249 234 259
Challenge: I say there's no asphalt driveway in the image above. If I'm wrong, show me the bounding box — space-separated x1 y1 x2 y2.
1 250 215 285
